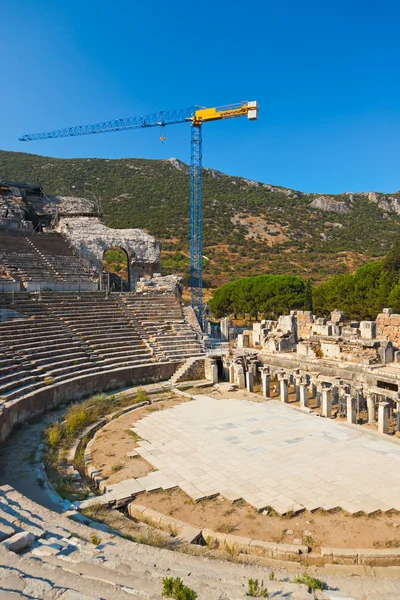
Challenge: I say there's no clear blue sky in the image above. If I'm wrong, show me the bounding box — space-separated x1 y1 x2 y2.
1 0 400 193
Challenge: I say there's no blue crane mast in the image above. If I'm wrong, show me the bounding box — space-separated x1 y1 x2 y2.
20 101 258 325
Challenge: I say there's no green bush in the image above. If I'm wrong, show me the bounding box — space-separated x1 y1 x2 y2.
46 423 63 447
64 404 89 436
293 573 325 595
136 387 149 403
247 578 269 597
162 577 198 600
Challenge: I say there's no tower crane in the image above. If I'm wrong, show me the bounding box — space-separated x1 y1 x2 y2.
19 101 258 325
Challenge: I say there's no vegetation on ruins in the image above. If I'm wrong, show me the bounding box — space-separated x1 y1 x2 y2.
293 573 325 596
209 274 306 318
2 150 400 287
44 389 150 500
102 247 129 280
162 577 198 600
247 579 269 597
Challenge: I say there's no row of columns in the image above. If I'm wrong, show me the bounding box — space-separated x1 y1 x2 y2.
220 357 395 437
260 365 395 435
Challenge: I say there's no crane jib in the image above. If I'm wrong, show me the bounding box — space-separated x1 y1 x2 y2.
18 101 258 326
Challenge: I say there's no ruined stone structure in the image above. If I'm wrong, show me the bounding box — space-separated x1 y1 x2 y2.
216 307 400 439
0 182 161 292
56 216 160 291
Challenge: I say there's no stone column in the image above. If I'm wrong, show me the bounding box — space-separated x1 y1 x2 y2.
278 375 289 403
222 357 230 382
315 384 322 408
321 388 332 418
246 370 254 393
378 401 390 435
366 393 376 424
294 377 301 402
260 368 271 398
235 365 246 389
396 401 400 433
229 363 235 384
332 385 339 406
346 395 357 424
209 360 218 384
220 317 230 341
299 383 309 408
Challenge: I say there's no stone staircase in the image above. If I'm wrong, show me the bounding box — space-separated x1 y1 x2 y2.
41 294 156 370
0 291 205 404
0 230 90 284
0 484 317 600
122 294 205 362
169 356 205 384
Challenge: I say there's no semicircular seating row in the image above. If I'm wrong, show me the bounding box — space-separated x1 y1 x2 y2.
0 291 204 404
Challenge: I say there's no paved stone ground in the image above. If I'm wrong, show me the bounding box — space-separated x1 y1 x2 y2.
132 394 400 514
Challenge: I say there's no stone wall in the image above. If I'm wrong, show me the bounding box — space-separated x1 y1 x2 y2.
136 273 182 295
24 280 98 292
296 311 314 337
0 362 177 445
376 311 400 348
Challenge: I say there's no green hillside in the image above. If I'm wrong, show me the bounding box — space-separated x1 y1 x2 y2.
1 149 400 287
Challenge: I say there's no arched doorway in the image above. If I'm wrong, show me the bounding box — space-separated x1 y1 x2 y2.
102 247 130 292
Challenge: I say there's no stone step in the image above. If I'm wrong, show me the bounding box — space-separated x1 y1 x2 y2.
97 348 150 358
47 361 101 378
0 374 39 395
0 369 32 386
51 365 108 383
14 340 81 353
101 355 154 366
0 380 44 401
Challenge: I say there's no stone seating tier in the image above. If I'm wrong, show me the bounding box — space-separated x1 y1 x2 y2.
0 291 204 402
0 230 91 284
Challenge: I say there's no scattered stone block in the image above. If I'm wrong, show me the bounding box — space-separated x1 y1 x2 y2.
176 525 202 544
0 523 15 542
2 531 35 553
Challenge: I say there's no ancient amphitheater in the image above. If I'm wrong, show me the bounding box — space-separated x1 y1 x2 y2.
2 180 400 599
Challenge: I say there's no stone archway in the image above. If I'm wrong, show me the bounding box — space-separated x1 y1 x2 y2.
102 246 130 292
57 217 161 292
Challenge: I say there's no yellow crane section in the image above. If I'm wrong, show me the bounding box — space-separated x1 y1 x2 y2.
192 101 258 125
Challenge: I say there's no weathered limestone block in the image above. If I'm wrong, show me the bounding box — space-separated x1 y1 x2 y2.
136 273 182 294
205 358 218 384
235 365 246 389
260 368 271 397
1 531 35 553
360 321 377 340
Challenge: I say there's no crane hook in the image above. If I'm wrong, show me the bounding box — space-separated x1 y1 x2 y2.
160 135 166 143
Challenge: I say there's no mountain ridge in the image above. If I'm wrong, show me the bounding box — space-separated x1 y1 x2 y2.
1 149 400 287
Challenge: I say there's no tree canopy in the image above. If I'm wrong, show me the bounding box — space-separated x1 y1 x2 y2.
209 274 305 318
210 240 400 320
